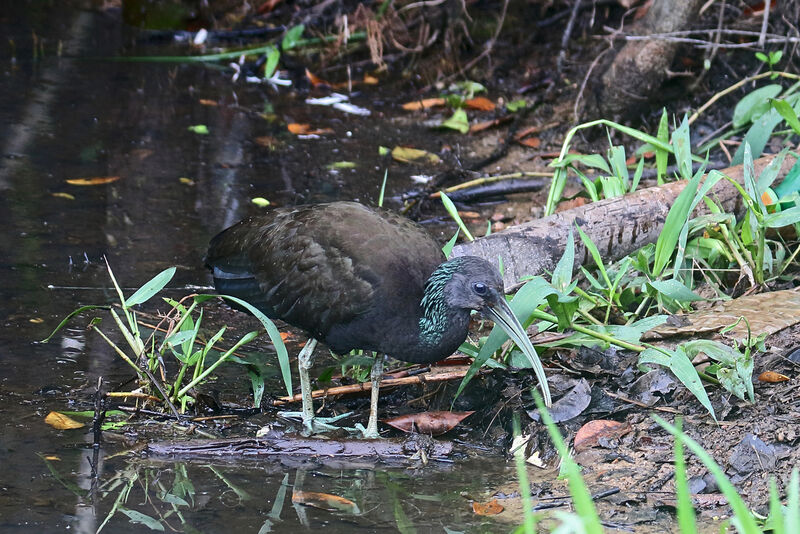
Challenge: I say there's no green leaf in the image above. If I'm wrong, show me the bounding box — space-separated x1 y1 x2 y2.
733 85 782 127
125 267 176 308
281 24 305 50
763 205 800 228
40 305 109 342
639 346 716 420
264 46 280 78
439 109 470 134
551 229 575 292
771 98 800 134
119 508 165 531
187 124 209 134
647 280 704 302
440 192 474 241
653 161 703 277
674 419 697 533
731 108 783 165
671 116 693 180
656 109 669 184
442 230 460 258
551 153 611 173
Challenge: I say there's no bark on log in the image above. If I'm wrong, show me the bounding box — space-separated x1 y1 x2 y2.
591 0 704 119
452 154 798 290
147 433 455 467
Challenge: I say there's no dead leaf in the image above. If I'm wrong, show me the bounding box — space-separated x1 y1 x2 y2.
287 123 334 136
198 98 218 106
291 490 360 514
574 419 631 452
470 116 513 133
401 98 446 111
383 411 473 436
391 146 441 165
66 176 120 186
465 97 495 111
472 499 504 515
363 74 379 85
518 137 541 148
44 455 61 461
305 69 331 88
51 192 75 200
758 371 789 383
45 411 85 430
29 317 44 324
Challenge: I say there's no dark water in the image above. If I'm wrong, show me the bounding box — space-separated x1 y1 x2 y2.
0 4 525 533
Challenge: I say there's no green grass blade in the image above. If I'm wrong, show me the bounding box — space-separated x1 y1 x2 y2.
197 294 292 397
440 191 474 241
673 419 697 533
533 390 603 534
40 305 109 342
656 109 669 184
788 469 800 534
653 415 761 534
125 267 176 308
639 347 716 420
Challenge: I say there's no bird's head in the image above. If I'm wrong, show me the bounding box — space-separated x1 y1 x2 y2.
425 256 552 407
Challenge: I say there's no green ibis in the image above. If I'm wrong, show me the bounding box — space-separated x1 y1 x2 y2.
205 202 550 438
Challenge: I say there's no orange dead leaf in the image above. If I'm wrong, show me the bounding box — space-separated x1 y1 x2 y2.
52 192 75 200
287 123 334 136
257 0 282 14
574 419 631 452
555 197 590 212
305 69 331 88
66 176 120 186
758 371 789 383
363 74 379 85
470 116 513 133
465 97 495 111
458 211 481 220
45 411 85 430
383 411 474 436
761 191 775 206
198 99 218 106
518 137 541 148
401 98 446 111
292 490 360 514
44 455 61 461
472 499 504 516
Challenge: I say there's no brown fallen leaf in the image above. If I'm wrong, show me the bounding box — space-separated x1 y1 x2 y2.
465 97 495 111
472 498 504 515
518 136 541 148
470 116 513 133
51 192 75 200
305 69 332 88
401 98 446 111
758 371 790 383
45 411 85 430
198 98 218 106
66 176 120 186
383 411 474 436
363 74 379 85
574 419 631 452
254 136 280 149
291 490 360 514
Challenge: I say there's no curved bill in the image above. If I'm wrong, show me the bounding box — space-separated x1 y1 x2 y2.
486 296 552 407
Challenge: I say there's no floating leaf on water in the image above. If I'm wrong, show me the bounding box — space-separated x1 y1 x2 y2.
472 498 504 515
251 197 271 207
391 146 441 165
51 192 75 200
758 371 789 383
179 177 195 185
383 410 474 436
198 98 218 106
187 124 209 134
65 176 120 186
44 455 61 461
29 317 44 324
326 161 357 170
45 411 85 430
291 490 360 514
401 98 446 111
574 419 632 452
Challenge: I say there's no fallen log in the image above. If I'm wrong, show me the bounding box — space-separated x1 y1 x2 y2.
453 154 799 289
147 433 455 467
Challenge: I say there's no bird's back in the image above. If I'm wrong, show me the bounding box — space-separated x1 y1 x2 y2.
205 202 445 353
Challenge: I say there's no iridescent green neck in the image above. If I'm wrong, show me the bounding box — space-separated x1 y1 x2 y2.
418 257 467 347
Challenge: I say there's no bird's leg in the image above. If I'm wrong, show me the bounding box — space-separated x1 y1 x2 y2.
280 338 350 434
360 354 383 439
297 338 318 430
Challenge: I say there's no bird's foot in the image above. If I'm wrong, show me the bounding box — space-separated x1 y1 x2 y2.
353 423 380 439
278 411 352 436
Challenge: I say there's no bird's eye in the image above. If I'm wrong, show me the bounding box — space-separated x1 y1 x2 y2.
473 282 487 295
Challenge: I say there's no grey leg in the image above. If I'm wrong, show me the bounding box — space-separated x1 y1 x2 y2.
297 338 318 432
361 354 383 439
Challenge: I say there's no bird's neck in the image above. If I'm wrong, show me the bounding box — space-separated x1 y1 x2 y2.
405 260 471 363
